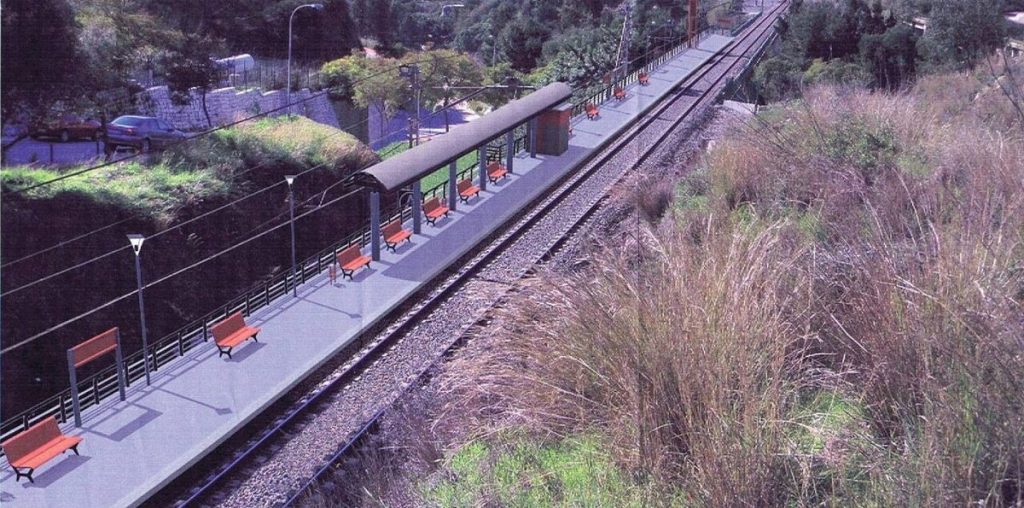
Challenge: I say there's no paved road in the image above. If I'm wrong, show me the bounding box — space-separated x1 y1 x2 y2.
2 137 109 167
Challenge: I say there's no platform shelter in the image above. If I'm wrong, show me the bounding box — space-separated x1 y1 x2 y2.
354 82 573 260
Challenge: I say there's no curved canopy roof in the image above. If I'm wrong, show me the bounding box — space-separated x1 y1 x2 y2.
352 82 573 193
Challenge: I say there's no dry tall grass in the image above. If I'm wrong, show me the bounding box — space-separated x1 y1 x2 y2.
437 59 1024 506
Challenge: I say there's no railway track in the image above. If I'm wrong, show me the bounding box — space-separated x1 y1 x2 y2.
164 3 789 506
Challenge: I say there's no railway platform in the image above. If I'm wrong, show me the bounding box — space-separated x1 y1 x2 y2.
0 34 733 508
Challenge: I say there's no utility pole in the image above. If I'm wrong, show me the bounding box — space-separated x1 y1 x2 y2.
688 0 698 47
614 1 636 81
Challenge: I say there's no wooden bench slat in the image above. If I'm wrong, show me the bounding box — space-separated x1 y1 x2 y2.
71 327 119 368
14 436 82 469
1 417 81 483
487 162 508 183
382 221 412 250
423 197 450 225
331 244 371 282
457 180 480 203
210 312 260 359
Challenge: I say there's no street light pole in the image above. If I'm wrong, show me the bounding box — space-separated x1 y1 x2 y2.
287 3 325 116
127 234 151 386
400 64 421 147
285 175 298 297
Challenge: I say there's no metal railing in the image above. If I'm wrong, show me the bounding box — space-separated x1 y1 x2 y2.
0 131 530 446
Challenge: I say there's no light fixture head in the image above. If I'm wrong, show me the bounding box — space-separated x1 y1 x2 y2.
127 234 145 255
311 3 325 10
285 174 296 186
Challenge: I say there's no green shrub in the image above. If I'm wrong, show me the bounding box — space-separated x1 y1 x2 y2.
1 116 377 223
424 434 653 507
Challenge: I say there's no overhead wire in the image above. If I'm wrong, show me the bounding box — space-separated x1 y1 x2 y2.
1 106 385 270
0 186 363 356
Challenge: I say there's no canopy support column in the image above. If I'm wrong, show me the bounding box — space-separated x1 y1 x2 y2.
412 182 422 234
370 191 381 261
448 161 458 211
528 118 538 158
505 130 514 173
478 146 488 192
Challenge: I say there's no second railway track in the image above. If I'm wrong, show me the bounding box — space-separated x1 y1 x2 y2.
163 3 789 505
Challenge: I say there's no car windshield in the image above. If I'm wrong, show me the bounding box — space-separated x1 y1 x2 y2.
112 117 146 127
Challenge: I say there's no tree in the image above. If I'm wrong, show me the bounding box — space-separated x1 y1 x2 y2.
753 57 803 103
919 0 1007 70
370 0 392 48
860 25 918 90
161 34 221 128
1 0 87 157
411 50 484 107
499 18 551 72
537 26 621 91
78 0 177 89
323 49 485 139
803 58 872 88
322 55 406 139
352 0 370 29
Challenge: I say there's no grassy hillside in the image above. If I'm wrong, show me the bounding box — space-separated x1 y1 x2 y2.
359 58 1024 506
2 116 376 225
0 116 378 418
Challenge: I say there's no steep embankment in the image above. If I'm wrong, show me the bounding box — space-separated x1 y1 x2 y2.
332 59 1024 505
1 116 378 418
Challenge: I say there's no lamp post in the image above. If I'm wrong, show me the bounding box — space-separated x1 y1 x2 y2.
287 3 325 115
127 234 151 386
399 64 421 147
285 175 298 296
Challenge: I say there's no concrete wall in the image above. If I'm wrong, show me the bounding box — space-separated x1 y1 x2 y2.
140 85 340 131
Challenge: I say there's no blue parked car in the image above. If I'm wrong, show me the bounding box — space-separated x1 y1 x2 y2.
103 115 186 153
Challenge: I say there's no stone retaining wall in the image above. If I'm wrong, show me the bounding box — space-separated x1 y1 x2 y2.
140 85 340 131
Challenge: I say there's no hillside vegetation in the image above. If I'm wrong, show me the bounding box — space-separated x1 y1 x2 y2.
352 58 1024 506
0 116 378 417
1 116 376 225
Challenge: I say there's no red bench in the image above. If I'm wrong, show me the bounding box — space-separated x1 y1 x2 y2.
382 220 412 251
334 244 371 280
585 103 600 120
211 312 260 359
487 161 508 183
458 179 480 203
423 196 449 225
614 86 627 100
639 72 650 86
2 416 82 483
